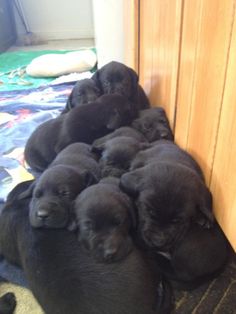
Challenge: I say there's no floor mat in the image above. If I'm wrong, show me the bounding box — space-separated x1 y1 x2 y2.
174 252 236 313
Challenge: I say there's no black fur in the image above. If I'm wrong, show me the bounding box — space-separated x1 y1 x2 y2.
131 107 174 142
24 94 135 172
92 61 150 112
61 78 101 114
93 136 150 178
120 142 229 289
0 181 173 314
92 126 147 146
74 178 136 262
25 143 100 229
0 293 16 314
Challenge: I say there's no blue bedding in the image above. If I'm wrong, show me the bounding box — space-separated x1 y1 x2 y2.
0 82 75 203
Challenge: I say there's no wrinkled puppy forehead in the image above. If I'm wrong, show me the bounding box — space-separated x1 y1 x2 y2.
34 165 85 193
74 184 131 219
137 163 201 208
100 61 131 78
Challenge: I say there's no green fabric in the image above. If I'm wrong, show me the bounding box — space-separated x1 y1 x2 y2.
0 49 96 91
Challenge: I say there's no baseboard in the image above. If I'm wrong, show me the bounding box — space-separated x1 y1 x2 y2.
16 29 94 41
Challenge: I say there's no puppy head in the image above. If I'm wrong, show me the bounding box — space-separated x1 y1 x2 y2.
120 162 214 251
92 61 139 100
93 136 149 178
29 165 97 229
65 79 100 112
132 107 174 142
74 182 136 263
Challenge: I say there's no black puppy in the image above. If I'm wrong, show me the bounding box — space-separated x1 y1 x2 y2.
25 143 100 229
93 136 150 178
120 143 229 289
24 114 64 172
92 126 147 147
74 178 137 262
0 180 173 314
92 61 150 112
0 293 16 314
132 107 174 142
61 78 101 114
24 94 134 172
130 140 204 178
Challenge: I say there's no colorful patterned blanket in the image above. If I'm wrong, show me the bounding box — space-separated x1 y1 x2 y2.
0 82 75 202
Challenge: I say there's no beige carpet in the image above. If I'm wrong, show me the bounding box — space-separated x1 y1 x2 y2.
0 283 43 314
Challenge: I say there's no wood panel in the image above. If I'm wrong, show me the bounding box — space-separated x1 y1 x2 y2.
139 0 183 128
123 0 139 71
175 0 235 184
210 9 236 251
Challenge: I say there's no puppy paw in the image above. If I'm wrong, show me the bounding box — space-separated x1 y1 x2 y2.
0 292 17 314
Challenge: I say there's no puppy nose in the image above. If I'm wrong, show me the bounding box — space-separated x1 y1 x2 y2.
104 247 117 261
36 209 50 219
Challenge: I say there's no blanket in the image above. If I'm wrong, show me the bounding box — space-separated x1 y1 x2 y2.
0 82 75 203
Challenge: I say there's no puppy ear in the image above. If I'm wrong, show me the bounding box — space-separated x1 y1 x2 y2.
6 180 35 203
195 182 215 228
91 70 102 90
128 66 139 84
65 93 73 111
17 180 36 200
119 171 141 198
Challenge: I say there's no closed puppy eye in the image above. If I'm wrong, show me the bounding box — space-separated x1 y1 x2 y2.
58 189 70 197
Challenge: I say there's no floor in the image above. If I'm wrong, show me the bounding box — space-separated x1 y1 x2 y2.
7 38 95 52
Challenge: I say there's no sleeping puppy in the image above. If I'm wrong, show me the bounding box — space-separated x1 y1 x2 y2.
93 136 150 178
61 78 101 114
92 126 147 148
120 162 229 289
74 178 137 263
0 180 173 314
25 143 100 229
24 94 134 172
0 293 16 314
131 107 174 142
24 114 64 173
92 61 150 112
130 140 204 179
55 93 135 152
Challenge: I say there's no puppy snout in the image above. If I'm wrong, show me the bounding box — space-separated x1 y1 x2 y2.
36 209 50 219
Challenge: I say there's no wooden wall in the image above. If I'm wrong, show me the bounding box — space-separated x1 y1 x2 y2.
133 0 236 250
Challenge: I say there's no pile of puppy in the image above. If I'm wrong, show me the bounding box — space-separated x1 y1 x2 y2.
0 61 230 314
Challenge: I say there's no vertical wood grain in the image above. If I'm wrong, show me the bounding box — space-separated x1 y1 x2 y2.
123 0 139 71
175 0 235 184
139 0 183 128
210 7 236 250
